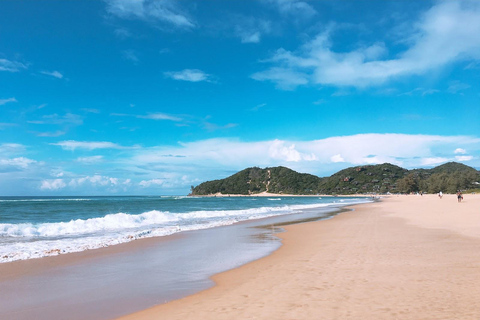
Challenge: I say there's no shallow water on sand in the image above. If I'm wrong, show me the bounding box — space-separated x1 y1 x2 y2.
0 203 358 320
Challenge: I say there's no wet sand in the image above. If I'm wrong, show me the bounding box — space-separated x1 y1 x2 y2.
0 203 342 320
118 194 480 320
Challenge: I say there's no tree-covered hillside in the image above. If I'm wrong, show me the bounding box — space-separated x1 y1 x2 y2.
190 162 480 195
191 166 323 195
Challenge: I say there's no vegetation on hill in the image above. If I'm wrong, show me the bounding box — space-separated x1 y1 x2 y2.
190 162 480 195
191 166 323 195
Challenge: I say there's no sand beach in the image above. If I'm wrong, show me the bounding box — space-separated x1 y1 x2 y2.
118 194 480 320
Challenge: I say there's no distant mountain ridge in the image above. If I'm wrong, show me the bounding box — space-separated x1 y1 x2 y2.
190 162 480 195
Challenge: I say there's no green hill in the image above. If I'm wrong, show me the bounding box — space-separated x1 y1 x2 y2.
191 166 323 195
190 162 480 195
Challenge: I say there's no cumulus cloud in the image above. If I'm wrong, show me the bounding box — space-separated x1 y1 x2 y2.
40 70 64 79
105 0 195 29
139 178 164 187
252 1 480 89
40 179 67 190
0 58 27 72
51 140 126 151
164 69 212 82
131 134 480 177
331 154 345 163
0 97 18 106
454 148 467 154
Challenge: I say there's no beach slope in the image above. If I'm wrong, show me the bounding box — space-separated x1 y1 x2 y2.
118 194 480 320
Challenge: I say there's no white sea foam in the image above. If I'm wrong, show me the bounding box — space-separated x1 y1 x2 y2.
0 199 371 263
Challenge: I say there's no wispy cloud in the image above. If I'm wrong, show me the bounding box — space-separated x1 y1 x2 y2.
251 103 267 111
28 113 83 126
81 108 100 114
112 112 183 122
0 97 18 106
114 27 132 39
105 0 195 29
0 157 38 170
0 123 18 130
164 69 212 82
122 49 139 63
265 0 317 20
76 155 104 163
0 58 27 72
203 122 238 131
138 112 182 121
233 17 272 44
36 130 66 137
447 80 471 93
40 70 64 79
51 140 128 151
252 1 480 89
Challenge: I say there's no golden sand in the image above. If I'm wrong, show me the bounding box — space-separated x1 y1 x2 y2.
118 194 480 320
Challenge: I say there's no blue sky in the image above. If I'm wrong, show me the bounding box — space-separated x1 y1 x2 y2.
1 0 479 195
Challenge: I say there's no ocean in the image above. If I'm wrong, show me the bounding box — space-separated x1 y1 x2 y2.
0 195 372 319
0 195 370 263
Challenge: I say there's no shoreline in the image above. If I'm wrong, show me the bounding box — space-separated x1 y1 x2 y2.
0 199 351 320
118 194 480 320
189 192 378 197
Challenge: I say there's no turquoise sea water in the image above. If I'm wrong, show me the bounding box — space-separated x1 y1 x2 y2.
0 196 370 262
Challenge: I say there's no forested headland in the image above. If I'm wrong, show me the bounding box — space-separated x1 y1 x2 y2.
190 162 480 195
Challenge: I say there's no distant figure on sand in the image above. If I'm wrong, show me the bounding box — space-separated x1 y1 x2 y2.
457 191 463 202
438 191 443 199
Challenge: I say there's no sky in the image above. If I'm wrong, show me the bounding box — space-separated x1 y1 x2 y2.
1 0 479 195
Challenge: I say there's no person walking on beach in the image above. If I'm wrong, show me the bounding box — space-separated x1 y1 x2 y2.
438 191 443 199
457 191 463 202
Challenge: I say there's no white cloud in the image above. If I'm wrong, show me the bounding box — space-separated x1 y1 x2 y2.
233 17 272 44
0 58 27 72
51 140 126 151
456 155 473 161
266 0 317 19
331 154 345 163
105 0 195 29
164 69 211 82
251 67 308 90
40 179 66 190
454 148 466 154
139 179 164 187
0 143 25 155
0 97 18 106
131 134 480 177
138 113 182 121
68 175 124 187
447 81 471 93
0 157 37 169
420 157 450 166
36 131 66 137
252 1 480 89
76 156 104 163
40 70 64 79
28 113 83 126
122 49 139 63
